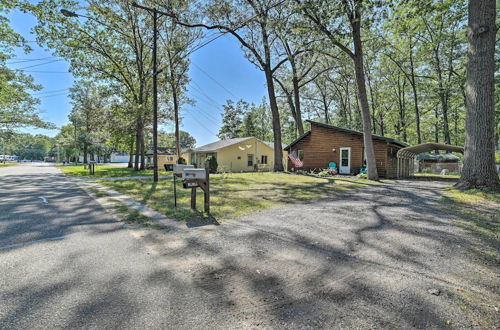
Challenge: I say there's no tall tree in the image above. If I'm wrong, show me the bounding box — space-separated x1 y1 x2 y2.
297 0 380 180
457 0 499 190
170 0 289 171
0 1 54 132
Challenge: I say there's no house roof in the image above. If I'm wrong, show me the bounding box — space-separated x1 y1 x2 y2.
284 121 408 150
416 153 461 162
192 137 284 153
284 131 311 151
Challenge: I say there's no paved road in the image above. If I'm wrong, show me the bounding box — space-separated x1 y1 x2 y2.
1 164 497 329
0 164 237 329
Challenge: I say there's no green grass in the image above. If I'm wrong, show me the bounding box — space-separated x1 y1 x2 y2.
496 151 500 163
111 200 163 229
99 172 379 222
58 164 169 178
413 172 460 179
442 187 499 242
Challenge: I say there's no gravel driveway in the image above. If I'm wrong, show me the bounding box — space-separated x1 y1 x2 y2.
1 164 497 329
134 179 499 329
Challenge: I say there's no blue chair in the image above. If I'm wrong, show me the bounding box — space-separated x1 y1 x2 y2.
359 167 367 174
328 162 337 170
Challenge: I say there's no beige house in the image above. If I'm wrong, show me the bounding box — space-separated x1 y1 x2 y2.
187 137 287 172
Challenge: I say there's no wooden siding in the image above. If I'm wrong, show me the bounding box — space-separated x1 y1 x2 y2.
288 124 403 178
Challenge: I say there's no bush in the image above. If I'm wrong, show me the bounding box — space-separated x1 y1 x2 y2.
177 156 186 164
356 173 368 179
422 168 433 174
208 157 218 173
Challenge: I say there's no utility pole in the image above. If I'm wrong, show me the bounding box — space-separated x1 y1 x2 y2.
131 2 162 182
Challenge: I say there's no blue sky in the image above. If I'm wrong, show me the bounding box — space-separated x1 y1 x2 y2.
8 8 267 146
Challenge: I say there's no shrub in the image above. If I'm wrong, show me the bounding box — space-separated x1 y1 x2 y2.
208 156 218 173
177 156 186 164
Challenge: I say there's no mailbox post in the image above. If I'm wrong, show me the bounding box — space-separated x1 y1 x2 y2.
182 166 210 214
172 164 194 208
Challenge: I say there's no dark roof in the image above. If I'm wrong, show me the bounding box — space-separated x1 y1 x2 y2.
284 131 311 151
284 121 408 150
416 153 461 162
193 137 284 153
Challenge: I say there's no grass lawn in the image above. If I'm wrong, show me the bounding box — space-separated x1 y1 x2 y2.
442 187 499 255
413 172 460 179
58 164 169 178
0 163 16 168
99 172 378 222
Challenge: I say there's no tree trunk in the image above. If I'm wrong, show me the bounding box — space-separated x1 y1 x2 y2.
291 61 304 136
128 138 134 168
457 0 500 190
83 144 88 164
434 51 451 144
409 43 422 144
169 59 182 160
351 11 378 180
140 131 145 171
265 68 284 171
134 116 143 171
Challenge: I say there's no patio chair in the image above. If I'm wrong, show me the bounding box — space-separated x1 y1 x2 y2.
328 162 337 170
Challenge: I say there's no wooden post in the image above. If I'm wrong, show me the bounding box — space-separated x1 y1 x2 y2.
173 175 177 208
204 165 210 215
191 188 196 210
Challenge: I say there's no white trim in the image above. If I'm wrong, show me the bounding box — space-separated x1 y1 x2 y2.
339 147 351 174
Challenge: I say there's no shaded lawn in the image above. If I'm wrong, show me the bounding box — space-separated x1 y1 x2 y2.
99 172 379 222
442 187 499 259
59 164 168 177
413 172 460 179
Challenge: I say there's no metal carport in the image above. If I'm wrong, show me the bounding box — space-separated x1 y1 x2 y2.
396 143 464 178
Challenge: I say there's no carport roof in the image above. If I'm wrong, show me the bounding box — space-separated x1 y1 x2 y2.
397 142 464 158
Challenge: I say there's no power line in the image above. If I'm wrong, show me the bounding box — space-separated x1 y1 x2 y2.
184 109 218 136
184 99 220 125
36 92 70 99
186 91 222 123
192 63 238 99
13 59 64 70
190 86 223 110
6 56 59 64
32 88 70 95
22 70 71 74
189 81 224 108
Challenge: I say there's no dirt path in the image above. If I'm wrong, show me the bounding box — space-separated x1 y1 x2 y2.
134 180 499 329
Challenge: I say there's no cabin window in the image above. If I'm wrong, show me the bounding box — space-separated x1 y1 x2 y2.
297 150 304 161
247 154 254 167
261 155 268 164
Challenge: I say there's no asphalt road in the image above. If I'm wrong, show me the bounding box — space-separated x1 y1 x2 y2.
1 164 497 329
0 164 236 329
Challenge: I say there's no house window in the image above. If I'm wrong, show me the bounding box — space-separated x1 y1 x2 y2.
261 155 268 164
297 150 304 161
247 154 254 167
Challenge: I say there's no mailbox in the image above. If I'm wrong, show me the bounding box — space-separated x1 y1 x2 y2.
173 164 193 176
182 168 206 180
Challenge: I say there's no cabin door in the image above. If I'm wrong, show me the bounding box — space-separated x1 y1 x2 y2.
339 147 351 174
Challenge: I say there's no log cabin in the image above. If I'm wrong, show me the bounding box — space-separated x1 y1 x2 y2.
285 120 408 178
